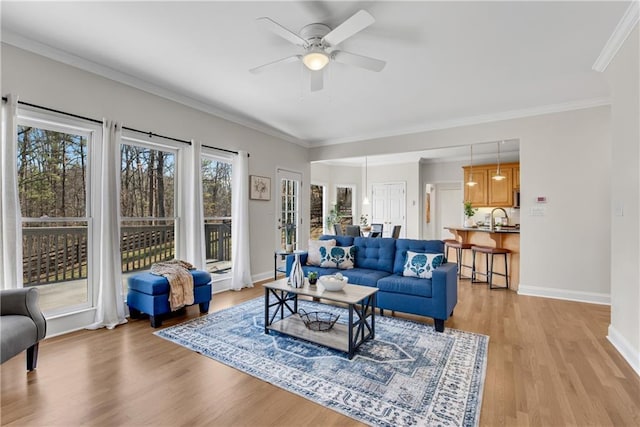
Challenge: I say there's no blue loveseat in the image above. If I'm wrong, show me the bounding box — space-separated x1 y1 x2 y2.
285 236 458 332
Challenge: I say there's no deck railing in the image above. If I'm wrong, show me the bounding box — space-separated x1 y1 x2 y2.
22 221 232 286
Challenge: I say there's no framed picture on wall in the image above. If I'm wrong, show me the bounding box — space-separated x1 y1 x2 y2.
250 175 271 201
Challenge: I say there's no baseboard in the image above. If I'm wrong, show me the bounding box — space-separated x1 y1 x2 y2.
607 324 640 377
517 284 610 305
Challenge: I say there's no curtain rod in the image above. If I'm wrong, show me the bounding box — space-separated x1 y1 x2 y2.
2 96 247 155
201 144 243 156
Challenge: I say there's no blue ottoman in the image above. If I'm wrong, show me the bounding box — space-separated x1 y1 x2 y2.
127 270 212 328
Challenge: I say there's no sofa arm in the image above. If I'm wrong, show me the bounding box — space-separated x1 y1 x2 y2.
431 262 458 320
285 252 308 276
0 288 47 340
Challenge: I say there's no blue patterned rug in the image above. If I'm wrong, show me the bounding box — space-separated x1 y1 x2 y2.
155 297 488 427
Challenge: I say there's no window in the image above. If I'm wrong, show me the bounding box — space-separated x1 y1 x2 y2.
336 185 354 227
310 184 325 238
17 115 96 314
119 140 176 291
201 154 232 276
277 170 302 250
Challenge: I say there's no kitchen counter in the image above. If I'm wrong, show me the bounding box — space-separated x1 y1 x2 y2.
446 226 520 234
444 226 520 290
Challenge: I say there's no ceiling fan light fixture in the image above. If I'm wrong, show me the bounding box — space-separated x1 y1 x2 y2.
302 48 329 71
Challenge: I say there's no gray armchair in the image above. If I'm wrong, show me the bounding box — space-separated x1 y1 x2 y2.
1 288 47 371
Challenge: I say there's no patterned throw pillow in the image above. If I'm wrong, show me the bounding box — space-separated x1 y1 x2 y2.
320 245 356 269
402 251 444 279
307 239 336 266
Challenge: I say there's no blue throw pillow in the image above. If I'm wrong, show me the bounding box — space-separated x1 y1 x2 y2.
320 245 356 269
403 251 444 279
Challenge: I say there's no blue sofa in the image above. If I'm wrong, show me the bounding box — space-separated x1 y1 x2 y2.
286 236 458 332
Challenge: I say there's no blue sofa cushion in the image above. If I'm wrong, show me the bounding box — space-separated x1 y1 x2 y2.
377 274 433 298
302 265 341 277
403 251 445 279
393 239 446 275
128 270 212 295
320 234 354 247
320 245 356 269
341 268 392 287
353 237 396 273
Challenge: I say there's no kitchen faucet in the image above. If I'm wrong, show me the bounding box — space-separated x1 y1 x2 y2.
490 207 509 231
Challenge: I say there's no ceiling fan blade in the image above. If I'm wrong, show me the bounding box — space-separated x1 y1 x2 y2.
256 17 308 47
310 70 323 92
249 55 301 74
332 51 386 72
321 10 375 47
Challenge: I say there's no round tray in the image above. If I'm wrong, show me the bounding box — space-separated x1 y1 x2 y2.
298 308 340 332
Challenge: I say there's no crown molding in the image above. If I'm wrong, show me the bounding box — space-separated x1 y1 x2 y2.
1 31 310 148
313 97 611 147
592 1 640 72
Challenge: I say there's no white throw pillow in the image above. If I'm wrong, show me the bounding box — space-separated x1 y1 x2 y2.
320 245 356 269
403 251 444 279
307 239 336 266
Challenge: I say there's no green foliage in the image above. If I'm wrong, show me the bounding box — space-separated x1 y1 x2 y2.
464 201 477 218
326 204 343 228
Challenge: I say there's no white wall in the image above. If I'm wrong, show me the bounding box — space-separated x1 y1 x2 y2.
311 106 612 304
2 44 309 334
603 25 640 375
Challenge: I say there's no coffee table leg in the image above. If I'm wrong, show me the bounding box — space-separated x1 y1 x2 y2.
348 304 354 359
264 287 270 334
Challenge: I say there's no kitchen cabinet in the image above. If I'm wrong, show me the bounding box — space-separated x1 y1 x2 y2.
463 168 487 206
463 162 519 207
488 167 513 206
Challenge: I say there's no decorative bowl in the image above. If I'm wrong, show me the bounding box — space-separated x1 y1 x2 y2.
298 309 340 332
318 274 348 291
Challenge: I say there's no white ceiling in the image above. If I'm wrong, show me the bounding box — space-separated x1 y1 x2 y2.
1 1 629 151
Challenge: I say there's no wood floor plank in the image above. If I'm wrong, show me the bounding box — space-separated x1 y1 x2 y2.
2 279 639 426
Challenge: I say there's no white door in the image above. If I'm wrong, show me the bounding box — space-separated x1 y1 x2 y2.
436 183 463 240
276 169 302 251
371 182 406 237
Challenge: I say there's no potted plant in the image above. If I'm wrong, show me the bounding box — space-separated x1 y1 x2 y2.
285 223 296 252
307 271 318 286
463 201 477 227
360 214 371 232
326 204 343 234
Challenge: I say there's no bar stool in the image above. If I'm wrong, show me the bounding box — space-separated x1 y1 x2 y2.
444 239 473 279
471 245 511 289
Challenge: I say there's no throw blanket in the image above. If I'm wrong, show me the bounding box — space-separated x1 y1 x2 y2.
150 260 195 311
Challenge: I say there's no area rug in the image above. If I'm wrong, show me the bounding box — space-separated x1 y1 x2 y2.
155 297 489 427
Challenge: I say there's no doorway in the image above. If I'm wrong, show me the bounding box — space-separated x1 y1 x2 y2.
276 169 302 251
436 183 463 240
371 182 406 237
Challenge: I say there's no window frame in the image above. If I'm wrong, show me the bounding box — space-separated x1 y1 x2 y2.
16 107 100 316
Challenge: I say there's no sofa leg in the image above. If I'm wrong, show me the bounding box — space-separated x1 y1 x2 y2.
129 307 141 319
26 343 39 371
199 301 210 314
434 319 445 332
379 308 384 316
450 309 454 317
150 316 162 328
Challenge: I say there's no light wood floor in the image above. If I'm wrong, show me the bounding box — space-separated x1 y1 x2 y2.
2 278 639 426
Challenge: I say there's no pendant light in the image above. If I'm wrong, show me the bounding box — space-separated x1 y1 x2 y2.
363 156 370 205
466 145 477 187
492 141 506 181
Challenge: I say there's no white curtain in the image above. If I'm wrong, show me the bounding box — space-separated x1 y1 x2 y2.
87 120 127 329
0 94 22 290
231 151 253 290
177 140 206 269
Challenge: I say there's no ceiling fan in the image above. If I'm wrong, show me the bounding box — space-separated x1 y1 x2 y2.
249 10 386 92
